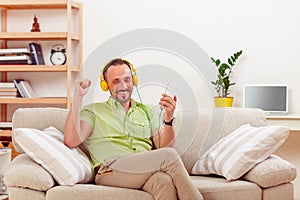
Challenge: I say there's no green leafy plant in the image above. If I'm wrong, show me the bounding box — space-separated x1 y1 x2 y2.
211 50 243 97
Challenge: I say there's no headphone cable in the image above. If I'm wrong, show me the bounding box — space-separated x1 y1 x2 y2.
135 85 153 138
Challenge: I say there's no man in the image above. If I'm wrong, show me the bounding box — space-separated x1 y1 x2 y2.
64 58 203 200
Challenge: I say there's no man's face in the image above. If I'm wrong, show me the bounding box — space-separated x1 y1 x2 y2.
106 64 134 104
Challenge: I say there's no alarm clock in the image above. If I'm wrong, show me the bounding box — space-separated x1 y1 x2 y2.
50 44 66 65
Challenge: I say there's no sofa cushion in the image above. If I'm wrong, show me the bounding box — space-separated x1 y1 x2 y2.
242 155 297 188
47 184 153 200
7 186 46 200
174 108 266 174
191 176 262 200
192 124 289 180
4 153 54 191
262 183 294 200
13 126 93 185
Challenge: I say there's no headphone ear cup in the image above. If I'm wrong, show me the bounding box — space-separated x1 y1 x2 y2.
99 74 109 91
132 75 138 86
100 80 109 92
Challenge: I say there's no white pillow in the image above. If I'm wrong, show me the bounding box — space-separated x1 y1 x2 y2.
13 126 92 185
192 124 289 181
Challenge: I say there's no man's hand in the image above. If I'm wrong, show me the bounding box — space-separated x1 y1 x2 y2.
153 94 177 148
75 79 92 97
159 93 177 122
64 78 92 148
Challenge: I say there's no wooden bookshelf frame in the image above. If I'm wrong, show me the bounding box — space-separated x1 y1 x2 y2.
0 0 82 139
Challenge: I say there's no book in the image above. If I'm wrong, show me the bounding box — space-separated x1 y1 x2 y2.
0 95 17 98
0 55 30 61
0 91 18 96
0 60 29 65
0 54 30 65
0 88 17 92
29 42 45 65
0 48 30 55
18 80 35 98
13 79 25 97
0 82 15 88
0 122 12 128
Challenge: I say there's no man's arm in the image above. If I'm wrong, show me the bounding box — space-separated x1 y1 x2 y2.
152 94 177 148
64 79 93 148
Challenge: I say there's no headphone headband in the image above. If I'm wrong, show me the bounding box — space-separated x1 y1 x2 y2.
99 58 138 92
102 58 134 76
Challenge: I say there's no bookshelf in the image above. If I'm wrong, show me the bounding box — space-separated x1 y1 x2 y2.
0 0 82 144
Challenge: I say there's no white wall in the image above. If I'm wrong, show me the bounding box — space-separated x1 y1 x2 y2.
78 0 300 114
2 0 300 198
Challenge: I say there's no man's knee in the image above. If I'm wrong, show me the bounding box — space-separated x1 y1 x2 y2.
157 147 181 165
157 147 179 158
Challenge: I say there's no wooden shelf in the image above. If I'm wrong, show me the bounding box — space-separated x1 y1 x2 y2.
0 97 67 104
266 115 300 131
0 32 80 41
266 114 300 120
0 65 67 72
0 0 81 10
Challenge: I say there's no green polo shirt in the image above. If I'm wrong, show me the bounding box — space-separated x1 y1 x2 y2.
80 97 161 170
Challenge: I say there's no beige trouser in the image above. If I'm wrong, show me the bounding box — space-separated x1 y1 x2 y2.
95 147 203 200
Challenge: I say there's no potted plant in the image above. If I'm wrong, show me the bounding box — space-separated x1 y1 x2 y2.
211 50 243 107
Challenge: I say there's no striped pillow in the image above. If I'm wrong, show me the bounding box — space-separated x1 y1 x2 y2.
192 124 289 180
13 127 92 185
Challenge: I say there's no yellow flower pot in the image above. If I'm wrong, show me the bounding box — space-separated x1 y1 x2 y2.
214 97 234 108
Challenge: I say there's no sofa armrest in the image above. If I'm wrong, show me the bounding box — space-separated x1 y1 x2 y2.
241 154 296 188
4 154 55 191
12 107 69 153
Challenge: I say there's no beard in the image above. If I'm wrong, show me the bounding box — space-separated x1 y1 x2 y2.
115 89 132 104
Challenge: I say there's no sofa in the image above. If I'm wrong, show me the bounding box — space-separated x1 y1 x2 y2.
4 107 297 200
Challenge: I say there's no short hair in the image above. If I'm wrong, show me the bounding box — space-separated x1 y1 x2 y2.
102 58 132 80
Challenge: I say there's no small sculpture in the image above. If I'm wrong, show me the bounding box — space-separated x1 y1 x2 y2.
31 15 41 32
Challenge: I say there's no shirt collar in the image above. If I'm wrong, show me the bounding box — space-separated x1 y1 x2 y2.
107 96 137 110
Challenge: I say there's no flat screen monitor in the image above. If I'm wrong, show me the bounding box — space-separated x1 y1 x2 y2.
243 84 288 115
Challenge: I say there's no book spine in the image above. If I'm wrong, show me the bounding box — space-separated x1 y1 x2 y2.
29 43 38 65
0 88 17 92
13 79 25 97
0 55 30 61
0 48 29 54
0 60 28 65
0 82 15 88
29 42 45 65
0 91 18 96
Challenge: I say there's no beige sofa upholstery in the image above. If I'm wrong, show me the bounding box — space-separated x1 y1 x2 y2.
4 107 297 200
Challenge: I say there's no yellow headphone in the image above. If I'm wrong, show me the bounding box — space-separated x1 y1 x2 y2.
100 58 138 92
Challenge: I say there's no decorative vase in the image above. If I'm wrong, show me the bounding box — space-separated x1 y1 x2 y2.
214 97 234 108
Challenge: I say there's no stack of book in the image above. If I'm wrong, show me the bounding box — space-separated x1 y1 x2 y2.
0 121 12 130
0 80 35 98
0 48 31 65
0 82 18 98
